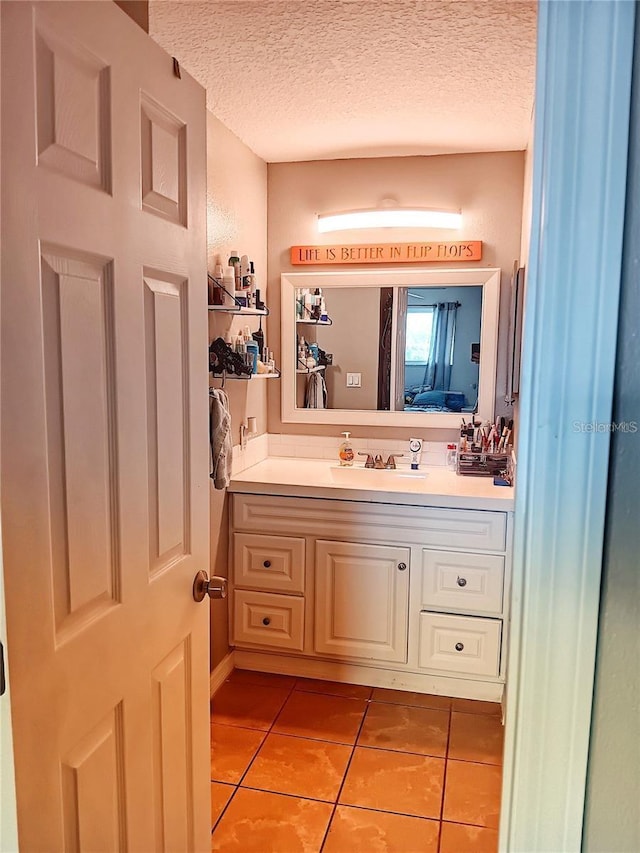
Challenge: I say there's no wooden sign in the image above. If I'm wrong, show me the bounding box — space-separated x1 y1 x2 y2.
290 241 482 265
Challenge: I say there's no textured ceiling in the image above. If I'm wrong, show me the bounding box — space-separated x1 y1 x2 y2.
149 0 537 163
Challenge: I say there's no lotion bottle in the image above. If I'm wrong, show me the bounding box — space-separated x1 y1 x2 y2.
338 431 354 467
409 437 423 470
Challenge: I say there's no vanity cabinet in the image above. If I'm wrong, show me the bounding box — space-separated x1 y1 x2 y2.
229 492 512 702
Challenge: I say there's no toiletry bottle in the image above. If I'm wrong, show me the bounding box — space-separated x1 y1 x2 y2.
223 265 236 303
211 258 225 305
312 288 322 320
228 250 240 289
446 443 458 471
252 326 264 355
240 255 250 289
298 336 307 363
303 290 312 319
409 438 423 470
338 431 354 467
245 340 259 374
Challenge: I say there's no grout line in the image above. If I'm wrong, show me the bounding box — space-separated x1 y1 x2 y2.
210 782 238 835
441 817 502 831
437 708 453 853
322 799 444 824
239 784 334 805
318 698 371 852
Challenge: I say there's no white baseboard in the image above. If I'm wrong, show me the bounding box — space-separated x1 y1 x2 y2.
209 650 235 697
233 650 503 702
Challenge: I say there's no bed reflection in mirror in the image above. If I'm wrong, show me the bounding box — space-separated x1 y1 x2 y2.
296 285 482 413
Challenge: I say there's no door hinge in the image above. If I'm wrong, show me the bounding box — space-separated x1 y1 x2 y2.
0 641 5 696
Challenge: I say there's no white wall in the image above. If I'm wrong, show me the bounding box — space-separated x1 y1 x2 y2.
314 287 380 410
267 151 525 440
207 111 267 669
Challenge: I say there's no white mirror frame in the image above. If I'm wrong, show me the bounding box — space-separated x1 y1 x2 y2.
281 267 501 428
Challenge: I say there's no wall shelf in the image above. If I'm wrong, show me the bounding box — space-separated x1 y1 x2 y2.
296 318 332 326
208 305 268 317
296 365 327 374
208 274 269 316
211 368 280 382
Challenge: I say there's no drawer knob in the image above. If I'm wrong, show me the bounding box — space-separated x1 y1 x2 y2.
262 617 271 626
457 577 467 587
397 562 407 571
263 560 271 568
455 642 464 652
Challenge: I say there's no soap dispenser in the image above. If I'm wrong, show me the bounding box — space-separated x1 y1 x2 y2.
338 431 354 467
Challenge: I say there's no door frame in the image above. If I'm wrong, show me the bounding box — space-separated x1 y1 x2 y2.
1 1 635 849
500 1 636 850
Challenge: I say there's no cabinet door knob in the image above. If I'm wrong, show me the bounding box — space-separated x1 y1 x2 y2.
457 576 467 587
455 642 464 652
263 560 271 568
262 617 271 626
397 562 407 571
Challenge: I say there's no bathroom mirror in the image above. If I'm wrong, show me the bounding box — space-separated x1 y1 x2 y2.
281 268 500 428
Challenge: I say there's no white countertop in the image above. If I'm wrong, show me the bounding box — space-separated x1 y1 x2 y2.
229 457 515 512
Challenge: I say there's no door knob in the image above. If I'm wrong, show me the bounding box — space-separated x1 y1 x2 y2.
193 570 227 602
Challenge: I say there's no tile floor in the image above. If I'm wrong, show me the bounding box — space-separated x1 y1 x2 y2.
210 670 503 852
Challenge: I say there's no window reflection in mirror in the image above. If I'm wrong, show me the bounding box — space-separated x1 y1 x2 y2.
296 285 482 413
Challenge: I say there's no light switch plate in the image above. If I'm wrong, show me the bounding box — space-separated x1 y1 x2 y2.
346 372 362 387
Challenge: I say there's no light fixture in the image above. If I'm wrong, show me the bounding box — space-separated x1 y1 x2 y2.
317 207 462 233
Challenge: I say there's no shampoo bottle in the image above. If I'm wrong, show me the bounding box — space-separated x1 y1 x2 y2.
338 431 354 467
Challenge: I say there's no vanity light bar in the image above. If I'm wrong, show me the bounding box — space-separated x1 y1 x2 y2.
317 208 462 233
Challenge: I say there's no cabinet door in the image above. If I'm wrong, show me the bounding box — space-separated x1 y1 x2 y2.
315 540 410 663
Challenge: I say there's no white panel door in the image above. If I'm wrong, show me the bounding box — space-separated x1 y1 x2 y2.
0 3 209 850
315 540 410 662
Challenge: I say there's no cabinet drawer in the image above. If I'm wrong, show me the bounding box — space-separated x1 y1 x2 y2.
421 550 504 615
418 613 501 677
233 590 304 651
233 533 305 594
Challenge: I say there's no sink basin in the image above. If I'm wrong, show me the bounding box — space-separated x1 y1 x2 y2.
329 465 428 487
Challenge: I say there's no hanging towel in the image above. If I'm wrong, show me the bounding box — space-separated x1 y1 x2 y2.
304 371 327 408
210 388 233 489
